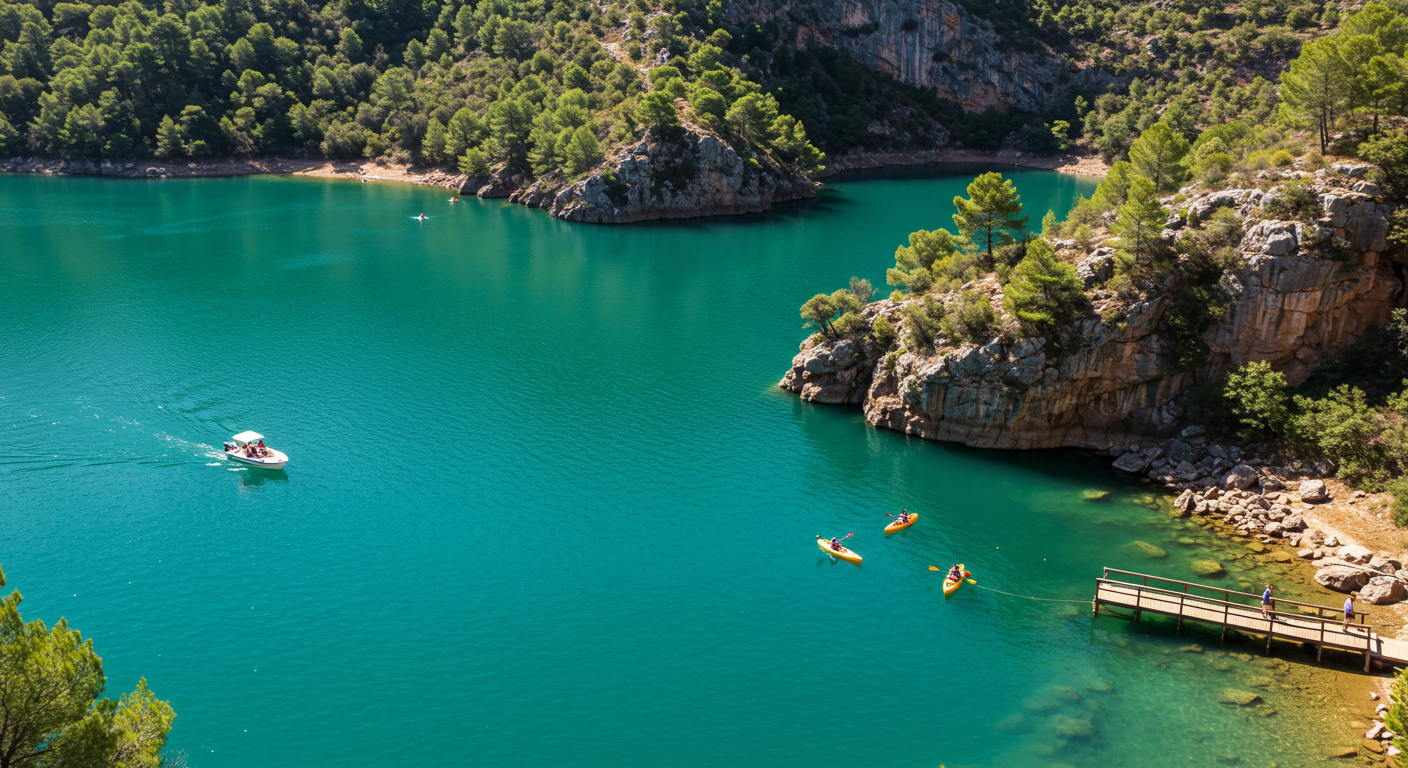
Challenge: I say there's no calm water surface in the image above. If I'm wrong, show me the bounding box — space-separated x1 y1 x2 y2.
0 169 1365 766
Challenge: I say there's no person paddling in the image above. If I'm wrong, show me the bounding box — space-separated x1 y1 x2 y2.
830 537 842 552
947 564 963 583
897 509 910 524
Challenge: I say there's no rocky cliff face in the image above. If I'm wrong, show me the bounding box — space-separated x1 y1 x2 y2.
780 171 1405 450
737 0 1105 114
463 126 816 224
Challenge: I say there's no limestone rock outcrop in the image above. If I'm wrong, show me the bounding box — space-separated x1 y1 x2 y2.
779 177 1404 450
495 127 816 224
733 0 1110 115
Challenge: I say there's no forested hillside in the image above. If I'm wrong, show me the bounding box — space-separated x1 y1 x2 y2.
0 0 1372 175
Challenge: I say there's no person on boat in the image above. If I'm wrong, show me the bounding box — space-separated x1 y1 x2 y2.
830 538 841 552
897 509 910 524
947 564 963 583
449 196 459 202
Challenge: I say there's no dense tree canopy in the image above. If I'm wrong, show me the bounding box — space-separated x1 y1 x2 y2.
0 0 830 179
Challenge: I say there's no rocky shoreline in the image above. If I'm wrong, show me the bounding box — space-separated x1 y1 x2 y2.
1112 432 1408 606
0 145 1104 222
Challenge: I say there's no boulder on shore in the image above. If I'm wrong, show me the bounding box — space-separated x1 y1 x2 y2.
1338 545 1374 565
1314 565 1370 592
1299 479 1330 503
1113 451 1152 473
1224 465 1260 490
1361 577 1407 605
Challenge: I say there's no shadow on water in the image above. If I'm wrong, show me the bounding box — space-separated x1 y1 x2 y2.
234 468 289 489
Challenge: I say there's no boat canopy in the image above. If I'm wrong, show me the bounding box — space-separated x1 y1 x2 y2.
231 431 264 445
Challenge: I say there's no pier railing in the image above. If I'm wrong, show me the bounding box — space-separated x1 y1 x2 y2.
1100 567 1369 623
1094 567 1386 670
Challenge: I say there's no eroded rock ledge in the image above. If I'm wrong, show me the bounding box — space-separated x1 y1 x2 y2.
465 126 817 224
780 171 1404 450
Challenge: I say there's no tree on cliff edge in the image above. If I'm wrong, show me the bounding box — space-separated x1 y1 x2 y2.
1003 239 1084 342
953 172 1028 259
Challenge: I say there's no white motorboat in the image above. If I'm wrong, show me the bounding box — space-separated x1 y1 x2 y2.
224 431 288 470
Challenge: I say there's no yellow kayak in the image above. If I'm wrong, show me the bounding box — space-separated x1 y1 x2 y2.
884 513 918 533
817 536 862 563
943 564 969 596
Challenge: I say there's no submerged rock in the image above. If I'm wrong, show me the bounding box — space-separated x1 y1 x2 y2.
1219 688 1263 706
1128 540 1169 559
1082 489 1112 502
1191 560 1226 577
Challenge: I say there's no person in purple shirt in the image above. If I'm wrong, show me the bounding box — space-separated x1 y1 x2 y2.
1343 594 1356 631
1261 584 1275 620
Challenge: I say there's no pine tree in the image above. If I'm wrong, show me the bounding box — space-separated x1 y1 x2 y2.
564 125 603 175
1112 176 1170 284
1281 36 1351 152
155 114 184 158
1128 122 1191 193
1002 239 1084 340
952 172 1028 257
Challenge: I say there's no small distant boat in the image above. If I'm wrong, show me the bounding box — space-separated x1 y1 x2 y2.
817 535 862 563
224 431 288 470
943 564 970 597
885 513 918 533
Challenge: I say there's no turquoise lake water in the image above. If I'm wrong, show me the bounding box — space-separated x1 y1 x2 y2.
0 169 1369 766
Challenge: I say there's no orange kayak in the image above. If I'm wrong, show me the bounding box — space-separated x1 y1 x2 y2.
884 513 918 533
943 564 970 596
817 536 862 563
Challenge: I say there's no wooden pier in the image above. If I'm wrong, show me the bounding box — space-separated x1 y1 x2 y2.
1093 568 1408 671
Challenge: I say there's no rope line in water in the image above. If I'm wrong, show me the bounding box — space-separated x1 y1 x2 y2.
969 583 1090 604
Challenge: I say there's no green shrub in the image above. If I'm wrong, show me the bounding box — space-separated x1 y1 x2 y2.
901 297 946 353
870 314 897 348
1262 178 1322 221
1224 361 1289 441
1389 479 1408 527
941 290 996 345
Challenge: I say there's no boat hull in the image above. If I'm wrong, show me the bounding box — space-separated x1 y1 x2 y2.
943 564 969 596
225 449 288 470
817 536 861 563
885 513 918 533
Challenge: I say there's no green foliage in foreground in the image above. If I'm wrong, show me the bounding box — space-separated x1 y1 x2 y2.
0 567 175 768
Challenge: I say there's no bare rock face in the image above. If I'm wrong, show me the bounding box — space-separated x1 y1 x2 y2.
779 338 871 404
1338 544 1374 565
739 0 1109 114
1314 565 1370 592
779 181 1402 450
508 127 816 224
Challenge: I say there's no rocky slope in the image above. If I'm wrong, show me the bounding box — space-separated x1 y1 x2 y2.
464 125 817 224
736 0 1107 115
780 167 1404 450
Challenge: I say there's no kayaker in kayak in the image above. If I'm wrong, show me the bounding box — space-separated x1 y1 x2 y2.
897 509 910 524
830 538 842 552
947 564 963 582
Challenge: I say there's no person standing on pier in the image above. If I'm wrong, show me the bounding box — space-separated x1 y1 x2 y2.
1261 584 1275 621
1343 595 1356 631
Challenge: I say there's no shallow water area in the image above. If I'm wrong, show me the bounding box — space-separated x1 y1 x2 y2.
0 168 1371 766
